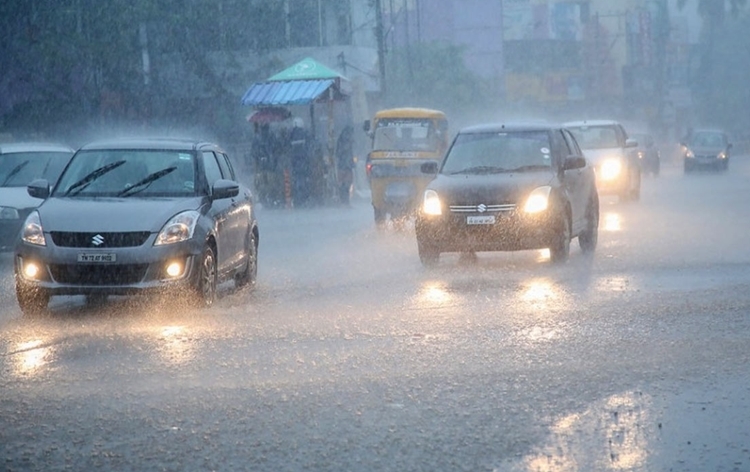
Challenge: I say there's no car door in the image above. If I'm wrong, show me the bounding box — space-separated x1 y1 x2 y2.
216 151 249 268
202 150 235 272
559 129 588 233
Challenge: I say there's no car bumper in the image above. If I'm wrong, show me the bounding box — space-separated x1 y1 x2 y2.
416 210 558 253
685 156 725 167
14 238 203 296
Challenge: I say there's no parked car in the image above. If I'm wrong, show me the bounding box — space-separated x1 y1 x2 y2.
415 122 599 267
631 132 661 176
14 138 259 315
0 142 75 251
681 128 732 173
564 120 641 202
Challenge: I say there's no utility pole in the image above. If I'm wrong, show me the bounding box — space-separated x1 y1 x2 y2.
375 0 387 98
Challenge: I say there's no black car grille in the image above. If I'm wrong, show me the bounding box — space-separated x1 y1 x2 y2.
50 231 151 248
49 264 148 285
449 204 516 213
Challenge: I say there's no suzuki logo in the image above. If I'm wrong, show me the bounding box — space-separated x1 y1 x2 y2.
477 204 487 213
92 234 105 246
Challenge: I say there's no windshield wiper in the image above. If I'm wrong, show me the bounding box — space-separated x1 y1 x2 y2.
117 166 176 197
450 165 508 175
511 164 551 172
64 160 126 196
1 160 30 186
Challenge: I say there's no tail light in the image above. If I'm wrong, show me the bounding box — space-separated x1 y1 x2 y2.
366 159 373 177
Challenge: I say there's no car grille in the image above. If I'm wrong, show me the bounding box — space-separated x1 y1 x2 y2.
449 204 516 213
49 264 149 285
50 231 151 248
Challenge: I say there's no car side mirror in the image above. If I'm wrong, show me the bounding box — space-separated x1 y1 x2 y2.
420 161 439 175
211 179 239 200
625 138 638 148
362 120 371 133
563 155 586 171
27 179 50 199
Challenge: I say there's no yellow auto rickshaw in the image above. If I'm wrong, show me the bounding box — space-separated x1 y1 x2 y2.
363 108 448 226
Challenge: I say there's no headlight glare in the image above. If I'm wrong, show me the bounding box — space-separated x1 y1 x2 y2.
686 149 695 158
154 211 200 246
422 190 442 216
21 211 46 246
718 151 727 159
599 158 622 181
524 186 552 214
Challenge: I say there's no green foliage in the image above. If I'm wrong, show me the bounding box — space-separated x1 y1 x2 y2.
384 42 496 116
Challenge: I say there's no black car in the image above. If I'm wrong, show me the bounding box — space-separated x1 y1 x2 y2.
631 132 661 176
0 142 75 251
415 123 599 266
681 129 732 172
14 138 259 315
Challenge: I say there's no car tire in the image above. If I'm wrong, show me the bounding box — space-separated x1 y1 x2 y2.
16 283 49 317
374 207 386 229
194 245 217 307
235 230 258 289
578 195 599 254
549 213 571 264
418 241 440 268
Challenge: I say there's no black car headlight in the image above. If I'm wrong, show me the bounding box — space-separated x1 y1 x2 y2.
154 211 200 246
21 211 46 246
422 189 442 216
523 186 552 214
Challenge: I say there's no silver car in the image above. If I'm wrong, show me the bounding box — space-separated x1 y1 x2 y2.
14 138 259 315
0 142 75 251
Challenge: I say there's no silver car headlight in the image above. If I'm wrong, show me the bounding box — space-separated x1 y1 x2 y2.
599 158 623 181
21 211 46 246
422 189 442 216
523 186 552 214
154 210 200 246
685 149 695 158
0 206 20 220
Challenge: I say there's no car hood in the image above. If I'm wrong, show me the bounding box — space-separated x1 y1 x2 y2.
581 147 625 164
0 187 42 210
429 172 554 205
37 197 206 232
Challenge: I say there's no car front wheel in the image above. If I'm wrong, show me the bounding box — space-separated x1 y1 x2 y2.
549 214 571 264
578 195 599 253
417 241 440 268
194 245 217 307
235 230 258 289
16 283 49 317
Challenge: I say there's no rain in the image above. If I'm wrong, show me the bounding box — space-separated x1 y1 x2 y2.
2 1 750 470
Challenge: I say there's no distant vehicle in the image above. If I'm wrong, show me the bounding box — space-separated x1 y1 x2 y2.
415 122 599 266
564 120 641 202
681 129 732 173
363 108 449 227
631 132 661 176
0 142 75 251
14 138 259 315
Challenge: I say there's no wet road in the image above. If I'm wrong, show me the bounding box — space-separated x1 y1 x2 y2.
2 159 750 471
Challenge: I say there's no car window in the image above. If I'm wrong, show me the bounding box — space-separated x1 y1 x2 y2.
0 151 73 187
442 131 552 174
568 126 620 150
202 151 223 187
690 132 726 148
53 149 197 197
216 152 236 180
562 129 583 156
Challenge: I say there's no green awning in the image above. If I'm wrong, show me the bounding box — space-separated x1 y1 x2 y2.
267 57 345 82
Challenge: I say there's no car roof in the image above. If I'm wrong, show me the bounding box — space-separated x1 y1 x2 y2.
0 142 75 154
458 122 557 134
562 119 621 127
79 138 222 152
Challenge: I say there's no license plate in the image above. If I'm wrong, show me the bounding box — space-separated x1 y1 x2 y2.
77 253 117 263
467 215 496 225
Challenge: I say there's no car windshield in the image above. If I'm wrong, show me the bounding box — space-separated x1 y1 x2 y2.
373 118 440 152
52 149 198 197
0 151 72 187
689 131 726 148
441 130 552 175
568 126 620 149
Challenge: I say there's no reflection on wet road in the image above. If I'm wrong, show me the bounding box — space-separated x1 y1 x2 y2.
2 161 750 470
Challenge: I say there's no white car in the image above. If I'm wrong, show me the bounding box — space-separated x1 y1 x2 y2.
564 120 641 202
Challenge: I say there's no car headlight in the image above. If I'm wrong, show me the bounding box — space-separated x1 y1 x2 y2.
599 158 622 181
685 149 695 159
422 189 442 216
0 206 20 220
21 211 46 246
718 151 727 159
154 210 200 246
524 186 552 214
